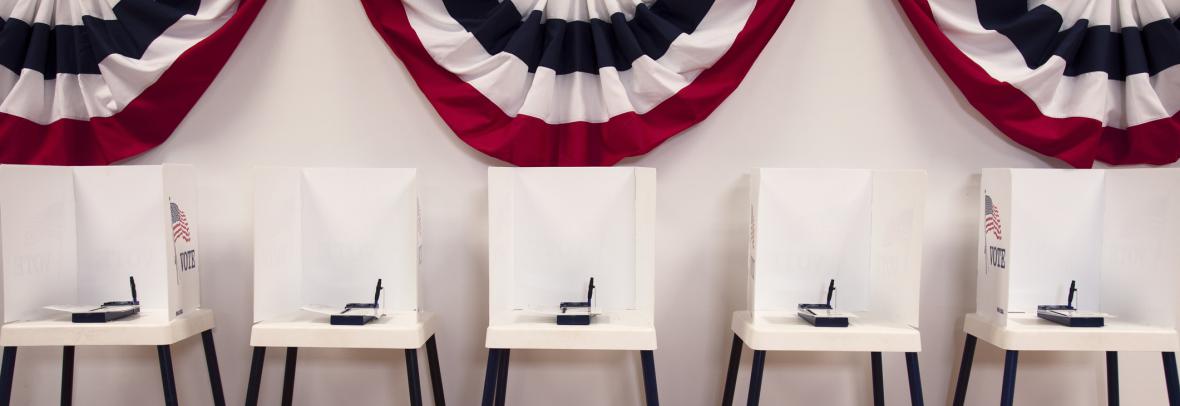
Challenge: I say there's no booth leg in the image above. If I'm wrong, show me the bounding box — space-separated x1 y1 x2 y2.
905 352 924 406
480 349 501 406
245 347 265 406
156 345 178 406
747 351 766 406
722 335 743 406
61 346 74 406
641 350 659 406
494 349 510 406
1106 352 1118 406
1000 351 1019 406
281 347 297 406
200 330 226 406
952 335 977 406
1164 352 1179 406
871 352 884 406
0 347 13 406
425 335 446 406
405 348 423 406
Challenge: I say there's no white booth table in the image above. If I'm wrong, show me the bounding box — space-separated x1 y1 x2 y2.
722 169 927 406
482 167 659 406
246 167 444 406
951 168 1180 406
0 165 224 406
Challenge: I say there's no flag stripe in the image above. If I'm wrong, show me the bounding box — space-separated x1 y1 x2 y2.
440 0 715 74
976 3 1180 81
0 0 201 76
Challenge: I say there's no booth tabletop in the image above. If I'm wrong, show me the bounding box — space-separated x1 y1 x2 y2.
964 313 1180 352
732 310 921 352
485 322 656 351
250 311 435 349
0 308 214 347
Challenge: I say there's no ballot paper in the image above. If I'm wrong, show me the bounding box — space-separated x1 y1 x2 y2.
520 306 601 317
46 304 139 314
301 305 382 318
801 309 857 319
1049 310 1107 318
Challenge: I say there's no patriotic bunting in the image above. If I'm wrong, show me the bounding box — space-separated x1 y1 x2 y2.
362 0 795 166
0 0 266 165
900 0 1180 168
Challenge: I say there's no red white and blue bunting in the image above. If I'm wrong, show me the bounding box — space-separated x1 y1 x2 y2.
0 0 265 165
362 0 795 166
900 0 1180 168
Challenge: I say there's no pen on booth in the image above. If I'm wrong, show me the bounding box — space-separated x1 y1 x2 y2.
825 279 836 307
1067 280 1076 308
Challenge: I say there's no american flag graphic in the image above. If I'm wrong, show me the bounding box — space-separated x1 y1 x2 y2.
170 202 191 243
984 195 1002 240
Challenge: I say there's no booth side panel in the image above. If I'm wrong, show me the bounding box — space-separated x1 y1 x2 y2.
868 171 926 328
253 167 304 322
163 164 200 319
0 166 78 323
1099 169 1180 328
978 169 1011 324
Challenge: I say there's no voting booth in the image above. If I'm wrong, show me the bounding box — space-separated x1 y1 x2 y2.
246 167 443 406
723 168 927 406
482 167 659 406
952 168 1180 406
0 164 222 406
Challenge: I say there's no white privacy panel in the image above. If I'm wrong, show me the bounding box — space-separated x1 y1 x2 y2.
73 167 168 309
511 168 638 311
752 169 873 312
253 167 419 321
1099 169 1180 328
1007 170 1104 313
0 166 78 323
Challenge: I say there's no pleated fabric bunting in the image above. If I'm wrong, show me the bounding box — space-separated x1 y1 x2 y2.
0 0 266 165
900 0 1180 168
362 0 796 166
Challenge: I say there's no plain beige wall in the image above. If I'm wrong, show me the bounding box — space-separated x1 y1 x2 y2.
4 0 1178 404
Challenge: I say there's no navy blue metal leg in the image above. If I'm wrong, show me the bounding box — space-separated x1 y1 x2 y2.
0 347 13 406
156 345 178 406
406 348 423 406
480 349 501 406
245 347 265 406
905 352 924 406
871 352 884 406
494 349 510 406
722 335 742 406
1000 350 1018 406
425 335 445 406
641 350 659 406
200 330 226 406
747 351 766 406
952 335 977 406
1106 351 1118 406
61 346 74 406
1164 352 1179 406
282 347 297 406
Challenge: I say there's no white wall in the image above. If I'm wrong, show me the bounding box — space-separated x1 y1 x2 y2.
5 0 1177 405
